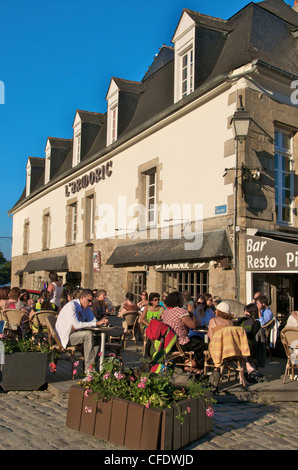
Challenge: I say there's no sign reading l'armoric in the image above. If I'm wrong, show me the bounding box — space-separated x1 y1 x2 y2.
246 235 298 272
65 161 113 197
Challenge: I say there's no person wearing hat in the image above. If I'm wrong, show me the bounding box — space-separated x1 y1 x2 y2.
207 301 234 341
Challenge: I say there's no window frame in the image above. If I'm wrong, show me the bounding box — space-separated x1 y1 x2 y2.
274 128 294 225
181 47 194 98
146 168 157 226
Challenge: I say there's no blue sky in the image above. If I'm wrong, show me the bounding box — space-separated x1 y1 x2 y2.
0 0 258 260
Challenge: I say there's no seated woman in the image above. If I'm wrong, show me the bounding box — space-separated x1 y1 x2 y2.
16 289 32 314
162 291 207 374
3 287 21 310
92 289 108 319
140 292 164 328
0 286 10 311
207 301 234 341
236 303 264 382
29 289 58 335
118 292 139 318
137 291 149 314
189 294 215 341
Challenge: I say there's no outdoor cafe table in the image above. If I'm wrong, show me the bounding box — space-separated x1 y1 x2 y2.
83 325 124 371
193 327 209 343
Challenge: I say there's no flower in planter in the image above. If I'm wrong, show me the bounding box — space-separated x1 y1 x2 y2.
49 362 57 373
77 354 215 420
206 406 214 417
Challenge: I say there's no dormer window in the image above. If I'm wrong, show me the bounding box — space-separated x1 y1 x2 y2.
44 140 51 184
73 131 81 166
172 11 196 103
72 112 82 167
106 79 119 146
26 160 31 197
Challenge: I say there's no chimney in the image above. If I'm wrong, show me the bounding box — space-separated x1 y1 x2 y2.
294 0 298 13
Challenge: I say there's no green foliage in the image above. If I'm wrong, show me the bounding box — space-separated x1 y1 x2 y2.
3 335 51 354
78 354 214 412
0 260 11 285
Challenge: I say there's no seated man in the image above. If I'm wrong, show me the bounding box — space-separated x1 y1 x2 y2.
255 295 273 326
55 289 108 374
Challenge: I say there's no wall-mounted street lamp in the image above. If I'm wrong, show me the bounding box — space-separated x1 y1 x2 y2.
230 96 252 143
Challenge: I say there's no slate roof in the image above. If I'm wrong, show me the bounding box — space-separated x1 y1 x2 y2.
106 229 233 266
10 0 298 212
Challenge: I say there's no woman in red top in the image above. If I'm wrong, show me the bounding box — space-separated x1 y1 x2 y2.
162 291 207 373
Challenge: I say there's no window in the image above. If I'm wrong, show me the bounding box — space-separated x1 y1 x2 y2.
146 169 157 225
132 273 146 304
181 49 193 98
73 132 81 166
42 212 50 250
86 194 94 241
66 202 78 244
23 219 30 254
111 106 118 143
162 270 209 300
71 203 78 243
275 129 294 224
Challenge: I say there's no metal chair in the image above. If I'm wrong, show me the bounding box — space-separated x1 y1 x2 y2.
280 327 298 383
121 311 139 351
46 316 84 379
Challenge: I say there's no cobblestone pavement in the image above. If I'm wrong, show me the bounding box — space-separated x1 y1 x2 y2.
0 390 298 451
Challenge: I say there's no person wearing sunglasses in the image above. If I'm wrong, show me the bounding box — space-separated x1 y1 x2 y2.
137 291 149 314
55 289 109 374
140 292 164 328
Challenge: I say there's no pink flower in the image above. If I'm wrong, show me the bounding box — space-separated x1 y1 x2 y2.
109 353 116 357
98 352 102 356
73 369 77 375
206 406 214 417
49 362 57 373
130 376 135 381
114 372 124 380
84 406 92 413
87 375 92 381
103 372 111 380
84 389 90 397
140 377 148 383
187 407 191 414
74 361 79 367
137 382 146 389
145 401 151 408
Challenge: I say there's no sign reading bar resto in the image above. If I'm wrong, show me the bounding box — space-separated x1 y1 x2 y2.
246 235 298 272
65 161 113 197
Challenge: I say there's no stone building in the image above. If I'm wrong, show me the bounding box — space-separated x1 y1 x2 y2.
9 0 298 320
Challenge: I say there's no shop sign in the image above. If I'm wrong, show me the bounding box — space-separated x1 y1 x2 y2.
65 161 113 197
246 235 298 272
154 262 207 271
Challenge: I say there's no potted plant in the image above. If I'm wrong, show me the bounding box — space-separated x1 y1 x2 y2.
0 333 51 391
66 354 215 450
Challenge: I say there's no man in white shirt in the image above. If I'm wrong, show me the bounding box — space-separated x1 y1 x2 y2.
55 289 108 373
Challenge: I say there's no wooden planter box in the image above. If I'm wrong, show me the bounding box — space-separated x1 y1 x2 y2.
0 352 48 391
66 385 213 450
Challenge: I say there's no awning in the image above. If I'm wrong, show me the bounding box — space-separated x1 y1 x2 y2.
23 255 68 272
106 229 232 266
